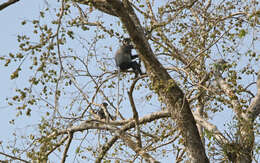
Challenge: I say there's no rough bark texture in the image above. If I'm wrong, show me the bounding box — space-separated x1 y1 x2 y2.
86 0 209 162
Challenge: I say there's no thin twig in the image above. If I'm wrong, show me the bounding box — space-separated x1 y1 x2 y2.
45 135 69 156
0 152 29 163
52 0 66 127
185 25 234 69
0 0 19 11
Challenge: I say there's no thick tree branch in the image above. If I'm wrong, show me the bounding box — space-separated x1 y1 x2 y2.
214 60 246 120
95 0 209 162
232 70 260 162
214 63 258 162
193 113 228 144
49 111 170 138
0 0 19 11
246 70 260 121
49 121 117 137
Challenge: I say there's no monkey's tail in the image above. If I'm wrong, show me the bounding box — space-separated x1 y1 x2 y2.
117 67 120 119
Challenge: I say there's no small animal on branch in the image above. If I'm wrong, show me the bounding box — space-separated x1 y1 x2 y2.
97 102 115 121
115 38 143 77
97 107 105 120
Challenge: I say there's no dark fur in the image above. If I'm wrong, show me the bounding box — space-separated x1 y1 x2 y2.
115 39 142 77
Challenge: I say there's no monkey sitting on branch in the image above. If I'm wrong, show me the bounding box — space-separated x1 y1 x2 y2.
115 38 143 77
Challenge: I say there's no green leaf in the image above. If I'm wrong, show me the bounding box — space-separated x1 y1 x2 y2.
238 29 247 38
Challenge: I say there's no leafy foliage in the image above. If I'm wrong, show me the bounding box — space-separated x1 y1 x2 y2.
0 0 259 162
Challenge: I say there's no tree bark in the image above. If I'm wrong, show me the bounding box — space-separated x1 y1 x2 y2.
83 0 209 162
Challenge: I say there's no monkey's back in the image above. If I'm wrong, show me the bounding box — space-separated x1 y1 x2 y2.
115 46 132 70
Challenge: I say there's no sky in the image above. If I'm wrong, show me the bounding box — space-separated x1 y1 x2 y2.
0 0 258 162
0 0 38 130
0 0 48 158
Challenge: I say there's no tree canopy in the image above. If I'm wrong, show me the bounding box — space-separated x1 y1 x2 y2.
0 0 260 162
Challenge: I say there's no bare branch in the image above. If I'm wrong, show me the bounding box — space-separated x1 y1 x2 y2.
0 0 19 11
49 121 117 137
52 0 65 128
149 136 179 152
213 60 246 120
49 110 170 136
61 132 74 163
45 135 68 157
193 113 228 144
75 0 118 16
96 137 118 163
128 77 142 148
95 111 170 162
120 133 160 163
176 148 186 163
185 25 233 69
0 151 29 163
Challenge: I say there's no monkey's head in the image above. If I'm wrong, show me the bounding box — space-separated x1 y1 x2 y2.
122 38 134 49
102 102 108 107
